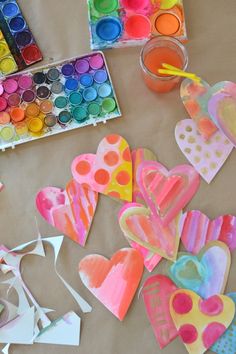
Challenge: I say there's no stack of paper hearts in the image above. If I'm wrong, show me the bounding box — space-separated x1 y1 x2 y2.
176 79 236 183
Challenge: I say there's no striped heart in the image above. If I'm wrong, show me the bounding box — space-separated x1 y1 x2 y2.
36 179 98 246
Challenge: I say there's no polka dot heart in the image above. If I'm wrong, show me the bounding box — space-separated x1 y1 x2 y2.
175 119 233 183
170 289 235 354
71 135 132 201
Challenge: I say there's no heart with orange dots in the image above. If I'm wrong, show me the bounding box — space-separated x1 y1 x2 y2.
71 134 133 202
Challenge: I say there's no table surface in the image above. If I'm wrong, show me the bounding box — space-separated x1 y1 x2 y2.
1 1 236 353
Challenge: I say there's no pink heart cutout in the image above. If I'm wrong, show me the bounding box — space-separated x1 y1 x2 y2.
175 119 233 183
181 210 236 254
141 275 178 349
36 179 98 246
137 161 200 226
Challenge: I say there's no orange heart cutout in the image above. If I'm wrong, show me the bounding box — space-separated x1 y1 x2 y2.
78 248 143 320
170 289 235 354
71 134 132 202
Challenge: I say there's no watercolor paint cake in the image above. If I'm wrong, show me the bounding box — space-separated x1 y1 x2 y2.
87 0 187 50
0 0 42 75
0 52 121 151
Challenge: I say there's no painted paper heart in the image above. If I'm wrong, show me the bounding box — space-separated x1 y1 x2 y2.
141 275 178 349
181 210 236 254
170 289 235 354
175 119 233 183
71 134 132 202
36 179 98 246
181 78 218 139
78 248 143 321
168 241 231 298
211 293 236 354
208 81 236 147
137 161 200 226
119 203 182 261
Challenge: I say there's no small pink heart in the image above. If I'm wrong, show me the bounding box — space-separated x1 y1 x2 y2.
36 179 98 246
141 275 178 349
137 161 200 226
71 134 133 202
181 210 236 254
175 119 233 183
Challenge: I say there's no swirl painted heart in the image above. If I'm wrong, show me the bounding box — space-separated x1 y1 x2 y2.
36 179 98 246
141 275 178 349
78 248 143 321
168 241 231 298
208 81 236 147
71 134 132 202
119 203 182 261
170 289 235 354
181 210 236 254
175 119 233 183
137 161 200 226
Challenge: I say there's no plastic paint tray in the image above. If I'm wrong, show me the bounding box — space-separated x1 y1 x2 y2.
87 0 187 50
0 0 42 76
0 52 121 151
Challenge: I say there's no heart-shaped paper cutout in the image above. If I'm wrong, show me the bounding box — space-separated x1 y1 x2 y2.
78 248 143 321
119 203 182 261
36 179 98 246
170 289 235 354
208 81 236 147
181 210 236 254
168 241 231 298
71 134 132 201
137 161 200 226
211 293 236 354
175 119 233 183
141 275 178 349
181 79 218 139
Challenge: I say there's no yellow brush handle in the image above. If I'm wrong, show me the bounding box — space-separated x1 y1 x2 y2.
158 69 201 82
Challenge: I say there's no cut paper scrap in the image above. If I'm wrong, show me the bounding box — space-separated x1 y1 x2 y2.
175 119 233 183
78 248 143 321
71 134 133 202
170 289 235 354
181 78 218 140
181 210 236 254
208 81 236 147
35 311 81 346
119 203 182 261
36 179 98 246
211 293 236 354
137 161 200 226
132 148 157 204
168 241 230 299
141 275 178 349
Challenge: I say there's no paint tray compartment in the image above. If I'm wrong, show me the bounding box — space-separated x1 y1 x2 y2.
0 0 42 76
87 0 187 50
0 52 121 151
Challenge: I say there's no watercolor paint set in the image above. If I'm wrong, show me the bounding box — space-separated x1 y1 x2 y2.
0 52 121 151
0 0 42 76
87 0 187 50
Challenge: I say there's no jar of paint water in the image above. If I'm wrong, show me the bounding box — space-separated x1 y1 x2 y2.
140 36 188 93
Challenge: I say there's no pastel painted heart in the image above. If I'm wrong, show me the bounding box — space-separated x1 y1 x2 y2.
208 81 236 147
78 248 143 321
181 210 236 254
170 289 235 354
137 161 200 226
141 275 178 349
168 241 231 299
175 119 233 183
211 293 236 354
71 134 132 202
36 179 98 246
181 79 218 139
119 203 182 261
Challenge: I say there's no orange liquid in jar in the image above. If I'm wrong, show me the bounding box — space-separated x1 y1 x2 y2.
143 46 184 93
